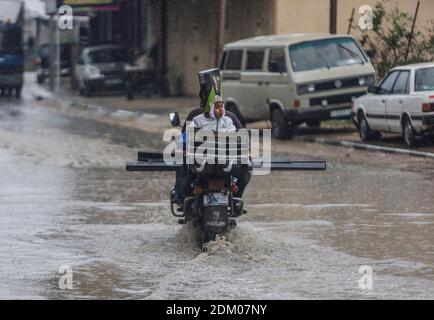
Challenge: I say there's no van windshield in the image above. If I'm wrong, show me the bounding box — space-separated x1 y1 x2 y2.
289 37 367 72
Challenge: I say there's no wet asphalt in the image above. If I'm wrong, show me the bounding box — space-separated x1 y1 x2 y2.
0 75 433 299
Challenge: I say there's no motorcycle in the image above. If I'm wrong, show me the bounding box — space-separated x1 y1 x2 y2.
126 112 326 251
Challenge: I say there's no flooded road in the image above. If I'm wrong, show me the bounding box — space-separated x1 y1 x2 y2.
1 78 433 299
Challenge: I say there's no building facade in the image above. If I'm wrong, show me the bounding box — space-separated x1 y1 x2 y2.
55 0 434 96
162 0 434 96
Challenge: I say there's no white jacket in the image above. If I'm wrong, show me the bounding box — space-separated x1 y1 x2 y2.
189 103 236 132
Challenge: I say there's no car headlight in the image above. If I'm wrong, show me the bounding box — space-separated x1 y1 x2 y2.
297 83 316 95
359 75 375 86
84 65 102 79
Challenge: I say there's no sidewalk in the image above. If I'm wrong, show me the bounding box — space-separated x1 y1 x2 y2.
45 77 199 118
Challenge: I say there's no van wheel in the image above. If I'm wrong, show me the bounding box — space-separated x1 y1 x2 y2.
306 120 321 128
403 117 417 147
37 74 45 84
271 108 292 139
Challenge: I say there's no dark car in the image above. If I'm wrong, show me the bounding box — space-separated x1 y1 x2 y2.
35 43 72 84
74 45 129 96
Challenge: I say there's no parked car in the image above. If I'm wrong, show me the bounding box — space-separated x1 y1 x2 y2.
35 43 72 84
74 45 129 96
352 63 434 147
220 34 375 138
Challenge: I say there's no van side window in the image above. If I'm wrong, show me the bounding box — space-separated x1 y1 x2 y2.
246 50 264 71
226 50 243 70
268 49 287 73
220 51 228 70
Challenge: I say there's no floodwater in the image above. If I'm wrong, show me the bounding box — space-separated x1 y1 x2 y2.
0 78 433 299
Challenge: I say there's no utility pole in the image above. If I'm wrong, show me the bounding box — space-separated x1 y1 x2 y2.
330 0 337 34
160 0 169 96
347 7 355 35
215 0 226 66
48 14 56 92
56 16 60 92
405 0 420 63
46 0 58 93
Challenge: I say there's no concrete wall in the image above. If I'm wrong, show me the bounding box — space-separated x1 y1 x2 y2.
165 0 276 96
164 0 434 96
225 0 276 43
165 0 217 96
274 0 330 34
274 0 434 36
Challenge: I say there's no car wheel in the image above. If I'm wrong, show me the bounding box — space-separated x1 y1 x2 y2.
15 86 21 98
306 120 321 128
271 108 293 139
403 117 417 147
37 75 44 84
358 113 372 141
84 85 92 97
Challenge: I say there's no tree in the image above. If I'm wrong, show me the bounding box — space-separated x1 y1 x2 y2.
356 0 434 79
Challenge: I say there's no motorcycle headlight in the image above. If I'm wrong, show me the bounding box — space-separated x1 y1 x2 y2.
297 83 316 95
359 75 375 86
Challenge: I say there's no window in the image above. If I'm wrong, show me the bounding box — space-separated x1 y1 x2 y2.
225 50 243 70
0 27 22 53
392 71 410 94
246 50 264 71
415 67 434 92
268 49 287 73
289 37 367 72
220 51 228 70
88 48 128 64
378 71 399 94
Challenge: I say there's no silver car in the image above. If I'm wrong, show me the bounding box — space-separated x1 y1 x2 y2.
353 63 434 147
75 45 128 96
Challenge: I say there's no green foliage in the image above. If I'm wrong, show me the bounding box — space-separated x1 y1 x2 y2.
356 0 434 79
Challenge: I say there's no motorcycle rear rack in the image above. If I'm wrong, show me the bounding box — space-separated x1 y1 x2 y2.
126 151 327 172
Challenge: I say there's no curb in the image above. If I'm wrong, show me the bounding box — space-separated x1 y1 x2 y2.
295 136 434 159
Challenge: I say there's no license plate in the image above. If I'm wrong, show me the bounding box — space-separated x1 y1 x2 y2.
330 109 351 118
203 193 228 206
105 78 122 85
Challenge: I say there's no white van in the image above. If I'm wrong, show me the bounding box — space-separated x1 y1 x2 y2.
220 34 376 138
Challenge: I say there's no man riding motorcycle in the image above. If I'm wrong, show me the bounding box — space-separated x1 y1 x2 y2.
173 95 250 214
173 87 243 203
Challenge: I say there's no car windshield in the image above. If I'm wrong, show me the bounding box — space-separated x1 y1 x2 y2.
289 37 367 72
415 67 434 92
88 48 127 64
